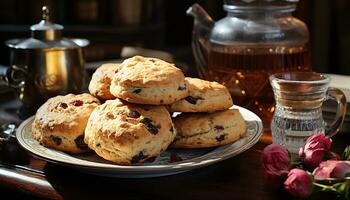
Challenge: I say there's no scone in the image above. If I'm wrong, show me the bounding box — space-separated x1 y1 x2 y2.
84 99 176 165
168 77 233 112
110 56 188 105
88 63 119 100
172 109 246 148
32 94 100 153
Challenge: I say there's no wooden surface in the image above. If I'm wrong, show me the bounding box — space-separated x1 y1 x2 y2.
0 133 347 200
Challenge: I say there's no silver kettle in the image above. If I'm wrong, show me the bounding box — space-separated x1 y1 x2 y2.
0 6 89 113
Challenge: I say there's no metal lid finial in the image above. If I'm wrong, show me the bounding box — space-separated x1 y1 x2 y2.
42 6 49 22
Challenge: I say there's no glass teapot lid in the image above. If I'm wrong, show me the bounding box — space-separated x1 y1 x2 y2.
209 0 306 44
223 0 299 11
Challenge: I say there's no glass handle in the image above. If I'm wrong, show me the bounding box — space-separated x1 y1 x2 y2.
325 87 347 137
192 36 209 79
187 3 213 79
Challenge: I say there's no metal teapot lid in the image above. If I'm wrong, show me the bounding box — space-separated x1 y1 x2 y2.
5 5 89 50
30 6 63 40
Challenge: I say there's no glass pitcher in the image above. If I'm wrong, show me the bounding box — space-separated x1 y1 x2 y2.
270 72 347 153
188 0 311 129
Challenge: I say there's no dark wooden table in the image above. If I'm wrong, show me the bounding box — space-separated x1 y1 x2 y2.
1 133 347 200
0 94 347 200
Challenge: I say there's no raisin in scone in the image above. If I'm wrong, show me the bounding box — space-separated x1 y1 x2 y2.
172 109 246 148
167 78 233 112
88 63 119 100
84 99 176 165
110 56 188 105
32 94 100 153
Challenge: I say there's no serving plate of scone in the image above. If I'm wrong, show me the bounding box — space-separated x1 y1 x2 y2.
16 56 263 178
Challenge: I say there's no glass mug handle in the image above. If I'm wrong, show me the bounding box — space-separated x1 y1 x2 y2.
325 87 347 137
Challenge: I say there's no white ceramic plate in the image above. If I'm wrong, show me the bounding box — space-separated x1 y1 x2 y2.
16 105 263 178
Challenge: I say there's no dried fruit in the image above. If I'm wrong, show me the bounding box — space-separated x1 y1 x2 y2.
127 111 141 118
59 102 68 109
214 125 224 131
185 96 203 104
141 118 160 134
71 100 84 106
215 134 225 142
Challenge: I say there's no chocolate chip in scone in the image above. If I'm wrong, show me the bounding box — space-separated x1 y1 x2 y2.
140 118 160 134
127 111 141 118
71 100 84 106
131 151 148 163
215 134 225 142
177 85 186 91
59 102 68 109
169 126 174 133
185 96 203 105
132 88 142 94
96 143 101 147
214 125 224 131
50 135 62 145
74 135 89 150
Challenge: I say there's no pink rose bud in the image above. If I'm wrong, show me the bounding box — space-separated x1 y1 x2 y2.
262 144 291 188
284 169 313 198
300 134 332 169
313 160 350 180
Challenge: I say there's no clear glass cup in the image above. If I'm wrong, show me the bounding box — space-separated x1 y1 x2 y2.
270 72 347 153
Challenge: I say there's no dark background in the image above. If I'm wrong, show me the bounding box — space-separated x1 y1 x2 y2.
0 0 349 75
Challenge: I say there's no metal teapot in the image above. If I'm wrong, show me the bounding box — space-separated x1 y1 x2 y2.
0 6 89 114
187 0 310 128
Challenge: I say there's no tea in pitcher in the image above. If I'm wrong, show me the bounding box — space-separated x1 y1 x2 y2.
207 45 311 129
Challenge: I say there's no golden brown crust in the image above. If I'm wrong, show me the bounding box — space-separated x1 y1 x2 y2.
115 56 185 86
167 78 233 112
32 93 100 153
84 99 176 165
110 56 188 105
88 63 119 100
172 109 246 148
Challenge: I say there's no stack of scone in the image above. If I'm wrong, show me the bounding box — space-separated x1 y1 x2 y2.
31 56 246 165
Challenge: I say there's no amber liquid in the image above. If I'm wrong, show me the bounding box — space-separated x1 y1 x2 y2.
207 46 311 130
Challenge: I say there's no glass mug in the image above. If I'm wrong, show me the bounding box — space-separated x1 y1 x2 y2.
270 72 347 153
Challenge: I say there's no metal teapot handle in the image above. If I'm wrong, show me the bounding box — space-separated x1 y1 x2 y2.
0 65 26 89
